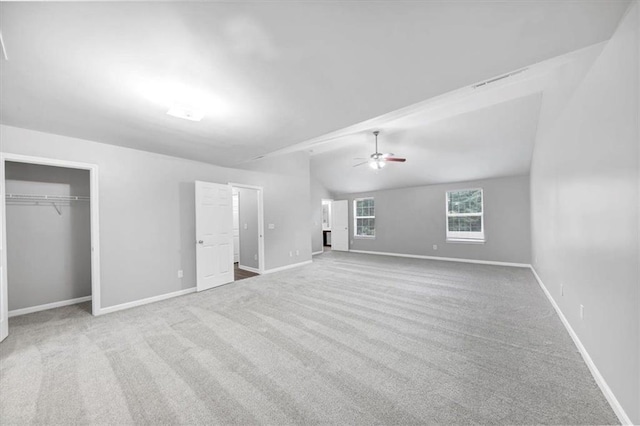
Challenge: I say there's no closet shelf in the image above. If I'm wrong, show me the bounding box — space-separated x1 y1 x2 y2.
5 193 90 202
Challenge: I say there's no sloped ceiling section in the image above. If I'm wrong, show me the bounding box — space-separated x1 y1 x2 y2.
0 1 629 166
311 93 543 194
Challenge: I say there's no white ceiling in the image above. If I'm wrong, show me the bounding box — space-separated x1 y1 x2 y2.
0 1 629 166
310 92 543 194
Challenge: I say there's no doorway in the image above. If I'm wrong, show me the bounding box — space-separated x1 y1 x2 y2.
322 199 333 252
0 154 101 342
230 183 264 280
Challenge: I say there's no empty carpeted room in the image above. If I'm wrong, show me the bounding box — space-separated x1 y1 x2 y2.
0 1 638 425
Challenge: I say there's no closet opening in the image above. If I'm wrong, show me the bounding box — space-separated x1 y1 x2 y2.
0 154 101 341
230 183 264 281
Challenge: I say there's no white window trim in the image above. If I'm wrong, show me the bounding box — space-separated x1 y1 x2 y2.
353 197 375 239
446 188 485 243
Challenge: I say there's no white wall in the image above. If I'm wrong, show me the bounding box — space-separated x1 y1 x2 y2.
0 125 312 309
530 2 639 423
238 152 313 266
334 175 531 265
6 162 91 310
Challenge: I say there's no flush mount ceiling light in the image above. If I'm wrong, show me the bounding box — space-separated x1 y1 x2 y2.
137 79 234 121
166 106 204 122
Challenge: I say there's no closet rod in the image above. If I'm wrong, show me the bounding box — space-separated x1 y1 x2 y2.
5 193 90 202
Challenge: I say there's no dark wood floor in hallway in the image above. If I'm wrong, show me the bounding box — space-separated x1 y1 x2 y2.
234 263 259 281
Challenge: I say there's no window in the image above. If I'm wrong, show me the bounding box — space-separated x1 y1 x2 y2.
354 198 375 238
446 189 484 242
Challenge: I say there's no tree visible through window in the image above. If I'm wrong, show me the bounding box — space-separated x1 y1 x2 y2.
354 198 375 237
446 189 484 241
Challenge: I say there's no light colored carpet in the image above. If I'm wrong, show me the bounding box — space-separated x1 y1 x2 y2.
0 251 618 425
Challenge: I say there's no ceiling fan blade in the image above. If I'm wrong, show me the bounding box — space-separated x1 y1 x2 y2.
384 157 406 162
352 161 369 167
381 153 395 158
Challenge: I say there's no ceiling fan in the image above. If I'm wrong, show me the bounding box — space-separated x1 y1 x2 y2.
354 131 406 170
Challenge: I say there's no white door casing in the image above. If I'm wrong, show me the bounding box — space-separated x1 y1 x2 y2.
195 181 234 292
331 200 349 251
0 153 101 340
0 156 7 341
232 191 240 263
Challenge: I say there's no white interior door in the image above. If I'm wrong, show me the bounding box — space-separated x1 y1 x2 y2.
331 200 349 251
195 181 234 292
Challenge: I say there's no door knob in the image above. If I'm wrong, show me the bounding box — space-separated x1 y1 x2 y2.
198 240 204 244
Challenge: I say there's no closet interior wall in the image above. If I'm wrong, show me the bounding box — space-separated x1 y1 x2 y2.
5 162 91 311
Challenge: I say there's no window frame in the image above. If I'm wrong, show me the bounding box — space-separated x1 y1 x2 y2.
445 188 485 243
353 197 375 239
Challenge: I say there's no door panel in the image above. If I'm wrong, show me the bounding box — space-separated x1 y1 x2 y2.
196 181 234 291
331 200 349 251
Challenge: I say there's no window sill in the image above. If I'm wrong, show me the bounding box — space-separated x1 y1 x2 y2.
354 235 375 240
446 238 485 244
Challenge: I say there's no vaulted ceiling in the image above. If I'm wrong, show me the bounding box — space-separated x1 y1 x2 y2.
0 1 629 167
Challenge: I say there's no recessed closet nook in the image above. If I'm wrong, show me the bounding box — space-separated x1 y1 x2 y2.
5 162 92 316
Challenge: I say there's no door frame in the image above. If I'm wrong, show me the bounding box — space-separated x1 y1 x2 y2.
321 198 334 251
0 153 101 339
228 182 265 274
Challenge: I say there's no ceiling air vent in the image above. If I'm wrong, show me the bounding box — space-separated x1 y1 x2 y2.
472 68 528 89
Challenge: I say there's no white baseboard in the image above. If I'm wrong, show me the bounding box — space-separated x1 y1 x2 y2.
98 287 196 316
348 249 530 268
9 295 92 318
263 260 313 274
238 265 260 274
312 251 324 256
529 266 632 425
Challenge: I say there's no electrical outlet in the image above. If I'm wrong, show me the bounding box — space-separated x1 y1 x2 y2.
580 304 584 320
289 251 293 257
177 270 183 278
350 240 354 245
268 224 275 230
433 244 438 250
561 283 564 296
243 223 248 230
254 254 258 261
296 250 299 256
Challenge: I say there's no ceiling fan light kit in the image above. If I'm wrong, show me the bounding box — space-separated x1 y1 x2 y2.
369 158 386 169
354 131 407 170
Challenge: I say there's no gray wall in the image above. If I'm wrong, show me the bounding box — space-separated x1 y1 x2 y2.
335 175 531 264
6 162 91 310
310 177 332 253
238 187 259 269
530 2 639 422
1 125 312 308
238 151 312 266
